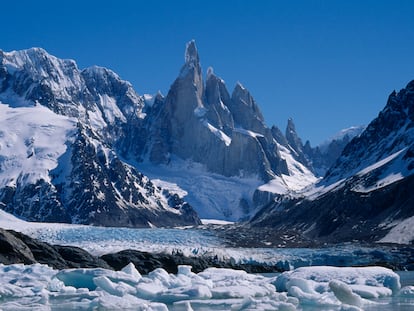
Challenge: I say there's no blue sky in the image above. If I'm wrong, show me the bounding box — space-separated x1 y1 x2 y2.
2 0 414 145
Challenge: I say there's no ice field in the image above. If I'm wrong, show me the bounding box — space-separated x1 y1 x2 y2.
0 263 413 310
0 210 414 310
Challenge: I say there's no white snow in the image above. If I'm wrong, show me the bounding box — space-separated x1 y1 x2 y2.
257 178 289 195
257 144 318 195
151 179 189 198
234 127 264 138
203 121 232 146
200 219 234 225
143 93 155 107
379 215 414 244
302 146 413 201
137 158 262 221
98 94 127 124
356 148 406 177
351 148 412 194
0 102 76 188
303 178 346 201
2 48 84 103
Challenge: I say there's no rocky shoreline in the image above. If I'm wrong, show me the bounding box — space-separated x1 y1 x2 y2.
0 228 284 273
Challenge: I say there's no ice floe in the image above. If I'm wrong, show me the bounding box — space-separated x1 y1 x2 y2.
0 263 407 310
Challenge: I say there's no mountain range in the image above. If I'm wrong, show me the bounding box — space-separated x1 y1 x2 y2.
0 41 412 243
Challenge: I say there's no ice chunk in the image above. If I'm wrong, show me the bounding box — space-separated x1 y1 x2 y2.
349 284 392 298
121 262 142 281
275 266 400 294
399 286 414 297
93 276 136 297
148 268 172 287
90 293 167 310
56 266 141 291
231 295 298 311
135 280 164 300
275 266 400 308
177 265 193 276
56 268 108 290
329 280 363 307
159 285 212 303
340 305 363 311
173 301 194 311
287 285 339 307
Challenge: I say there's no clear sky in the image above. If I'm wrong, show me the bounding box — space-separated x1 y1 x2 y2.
2 0 414 145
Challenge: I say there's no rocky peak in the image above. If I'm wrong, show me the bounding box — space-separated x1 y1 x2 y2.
184 40 199 65
231 82 262 118
180 40 202 81
271 125 288 146
3 47 79 83
285 118 303 154
204 67 234 130
177 40 203 102
229 82 266 134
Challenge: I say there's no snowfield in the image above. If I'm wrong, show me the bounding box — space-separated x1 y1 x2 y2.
0 103 76 188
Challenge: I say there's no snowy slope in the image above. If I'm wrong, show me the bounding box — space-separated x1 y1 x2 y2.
0 103 76 188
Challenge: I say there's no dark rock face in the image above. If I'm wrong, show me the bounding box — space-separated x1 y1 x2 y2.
0 180 70 223
0 228 37 265
251 174 414 244
0 228 111 269
100 249 283 274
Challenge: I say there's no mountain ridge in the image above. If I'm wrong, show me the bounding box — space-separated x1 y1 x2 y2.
250 80 414 244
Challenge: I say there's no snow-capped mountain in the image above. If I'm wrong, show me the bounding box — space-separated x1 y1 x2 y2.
0 41 320 223
142 41 289 181
128 41 317 220
251 80 414 244
0 48 200 227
